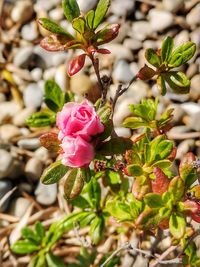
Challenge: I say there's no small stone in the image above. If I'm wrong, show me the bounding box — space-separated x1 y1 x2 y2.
55 64 68 91
17 138 41 150
34 0 56 12
123 38 142 51
77 0 97 12
11 0 33 23
0 180 13 212
70 74 100 103
13 107 36 127
188 111 200 131
190 28 200 47
0 150 14 179
167 104 185 124
113 60 133 83
190 75 200 99
181 102 200 116
133 255 148 267
23 83 43 108
0 124 21 141
115 127 131 138
49 7 63 21
105 44 134 60
163 0 184 12
174 30 189 46
149 9 174 32
126 80 149 101
21 21 38 41
30 68 43 82
34 147 50 163
35 182 57 205
132 21 153 41
25 158 43 181
9 197 31 218
110 0 135 16
186 63 198 78
186 4 200 27
13 46 34 68
0 93 6 103
113 98 135 126
176 140 195 159
43 67 56 80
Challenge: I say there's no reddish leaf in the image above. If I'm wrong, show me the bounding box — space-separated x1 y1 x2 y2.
167 147 177 161
159 219 169 230
39 132 61 153
93 24 120 46
136 65 156 80
40 35 68 51
97 48 111 54
183 200 198 213
67 54 86 76
151 167 170 195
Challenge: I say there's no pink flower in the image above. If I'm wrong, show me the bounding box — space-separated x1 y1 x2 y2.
61 136 94 168
56 101 104 141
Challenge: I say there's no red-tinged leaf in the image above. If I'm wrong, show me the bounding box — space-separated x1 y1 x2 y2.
132 176 151 200
65 40 82 49
167 147 177 161
97 48 111 54
190 185 200 199
93 24 120 46
152 167 170 195
189 202 200 223
40 35 67 51
135 208 157 228
159 219 169 230
183 200 198 213
67 54 86 76
39 132 61 153
136 65 156 81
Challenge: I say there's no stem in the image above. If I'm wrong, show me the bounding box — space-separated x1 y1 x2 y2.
111 75 138 118
149 245 178 267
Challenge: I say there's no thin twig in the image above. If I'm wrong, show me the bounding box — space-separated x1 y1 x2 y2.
149 245 178 267
0 187 17 210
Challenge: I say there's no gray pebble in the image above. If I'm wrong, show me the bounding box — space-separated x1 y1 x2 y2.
113 60 133 83
23 83 43 108
0 150 14 179
0 180 13 212
21 22 38 41
11 0 33 23
9 197 31 218
149 9 174 32
13 107 36 127
35 182 57 205
25 158 43 181
132 21 153 41
0 124 21 141
110 0 135 17
17 138 41 150
163 0 184 12
186 3 200 28
13 46 34 68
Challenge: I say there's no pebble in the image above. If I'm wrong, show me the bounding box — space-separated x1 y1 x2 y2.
55 65 68 91
49 7 63 21
123 38 142 51
43 67 56 80
181 102 200 116
176 139 195 159
133 255 148 267
190 74 200 99
17 138 41 150
132 21 153 41
115 127 132 138
112 60 133 83
25 158 43 181
9 197 31 218
0 101 21 124
0 93 6 103
34 0 56 12
126 80 149 102
106 44 133 61
11 0 34 23
186 3 200 27
167 104 185 124
34 147 50 163
0 180 13 212
30 68 43 82
110 0 135 17
0 124 21 141
77 0 98 12
21 21 38 41
190 28 200 47
35 182 57 205
149 9 174 32
13 46 34 68
174 30 189 46
0 150 14 179
163 0 184 12
13 107 36 127
188 111 200 131
23 83 43 108
113 98 136 126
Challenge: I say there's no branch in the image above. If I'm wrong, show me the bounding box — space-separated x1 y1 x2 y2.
149 245 178 267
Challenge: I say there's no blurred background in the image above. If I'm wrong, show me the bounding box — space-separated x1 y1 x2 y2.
0 0 200 266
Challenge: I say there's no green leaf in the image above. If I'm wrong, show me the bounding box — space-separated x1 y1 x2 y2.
64 168 84 199
126 164 143 177
169 213 186 239
163 71 190 94
44 80 65 112
179 152 197 187
85 10 95 29
41 160 68 185
97 103 112 124
84 179 101 210
62 0 80 22
35 222 45 242
26 111 56 127
11 240 40 255
93 0 111 29
72 17 86 34
123 117 148 129
152 160 171 169
106 200 132 221
168 176 184 202
38 18 73 38
157 75 167 96
98 138 132 156
21 227 41 245
161 36 174 63
69 195 90 209
89 216 105 245
144 193 163 208
145 48 161 68
46 252 66 267
168 41 196 67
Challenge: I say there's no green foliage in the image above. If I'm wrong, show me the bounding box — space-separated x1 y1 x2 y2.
93 0 111 29
64 168 85 199
26 111 56 127
62 0 80 22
